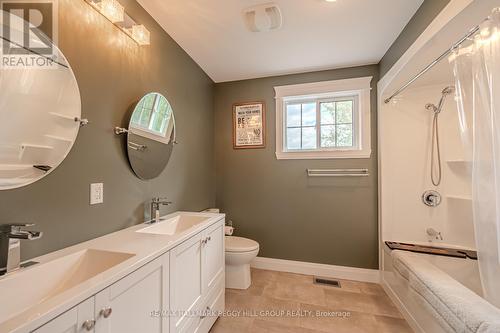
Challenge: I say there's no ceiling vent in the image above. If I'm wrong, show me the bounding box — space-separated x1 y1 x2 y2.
243 3 282 32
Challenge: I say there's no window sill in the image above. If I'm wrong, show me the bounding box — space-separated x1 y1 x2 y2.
275 149 372 160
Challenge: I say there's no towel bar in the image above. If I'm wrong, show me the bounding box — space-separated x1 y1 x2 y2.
128 142 147 152
306 168 369 177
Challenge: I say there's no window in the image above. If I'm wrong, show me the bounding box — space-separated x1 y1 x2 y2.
275 77 372 159
285 97 356 151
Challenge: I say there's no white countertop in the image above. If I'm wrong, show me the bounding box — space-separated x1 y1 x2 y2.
0 211 225 333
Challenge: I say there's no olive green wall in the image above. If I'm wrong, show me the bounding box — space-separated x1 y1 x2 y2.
0 0 215 260
214 66 379 269
379 0 451 77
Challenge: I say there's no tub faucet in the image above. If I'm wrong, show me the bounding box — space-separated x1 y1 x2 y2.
0 224 42 275
149 198 172 224
426 228 443 241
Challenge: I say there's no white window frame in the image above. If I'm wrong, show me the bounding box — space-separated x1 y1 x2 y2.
274 77 372 160
130 94 175 145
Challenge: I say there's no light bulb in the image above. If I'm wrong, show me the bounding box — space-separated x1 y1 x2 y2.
100 0 124 23
131 24 150 46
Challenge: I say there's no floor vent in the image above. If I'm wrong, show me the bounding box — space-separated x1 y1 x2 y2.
313 277 341 288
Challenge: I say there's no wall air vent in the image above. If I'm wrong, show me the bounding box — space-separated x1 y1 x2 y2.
243 3 282 32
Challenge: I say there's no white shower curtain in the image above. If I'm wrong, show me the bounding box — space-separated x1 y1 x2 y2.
450 7 500 308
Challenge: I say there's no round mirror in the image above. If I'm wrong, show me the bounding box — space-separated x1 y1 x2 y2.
0 11 81 190
127 92 176 180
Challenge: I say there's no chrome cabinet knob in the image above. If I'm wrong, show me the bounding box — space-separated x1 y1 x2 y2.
100 307 113 318
82 319 95 331
200 306 211 319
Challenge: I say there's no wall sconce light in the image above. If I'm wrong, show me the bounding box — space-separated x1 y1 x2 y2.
85 0 151 46
99 0 124 23
129 24 150 46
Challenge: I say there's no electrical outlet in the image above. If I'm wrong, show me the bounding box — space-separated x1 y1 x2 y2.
90 183 104 205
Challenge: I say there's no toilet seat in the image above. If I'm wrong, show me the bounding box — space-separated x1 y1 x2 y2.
225 236 259 252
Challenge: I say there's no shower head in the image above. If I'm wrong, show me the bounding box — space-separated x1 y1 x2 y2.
434 86 456 113
426 86 456 114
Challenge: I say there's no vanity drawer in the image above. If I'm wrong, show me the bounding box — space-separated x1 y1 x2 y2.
196 274 225 333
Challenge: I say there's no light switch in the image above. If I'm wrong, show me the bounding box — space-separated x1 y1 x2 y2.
90 183 104 205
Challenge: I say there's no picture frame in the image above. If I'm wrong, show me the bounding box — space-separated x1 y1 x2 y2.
232 101 266 149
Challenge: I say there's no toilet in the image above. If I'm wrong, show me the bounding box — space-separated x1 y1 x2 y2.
225 236 259 289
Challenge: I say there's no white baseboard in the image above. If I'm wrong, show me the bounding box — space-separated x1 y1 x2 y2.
251 257 380 283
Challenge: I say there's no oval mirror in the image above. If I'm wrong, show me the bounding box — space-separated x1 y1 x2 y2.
127 92 176 180
0 11 81 190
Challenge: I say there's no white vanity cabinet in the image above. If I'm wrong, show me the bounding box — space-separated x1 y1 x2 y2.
169 232 204 332
202 222 224 293
33 255 169 333
197 223 225 332
31 218 224 333
93 255 169 333
32 297 95 333
169 223 225 333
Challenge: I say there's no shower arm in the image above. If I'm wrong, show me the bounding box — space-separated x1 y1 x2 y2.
384 23 483 105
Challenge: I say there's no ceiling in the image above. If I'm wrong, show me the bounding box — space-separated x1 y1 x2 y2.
138 0 424 83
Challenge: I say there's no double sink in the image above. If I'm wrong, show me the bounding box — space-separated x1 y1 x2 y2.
0 213 211 326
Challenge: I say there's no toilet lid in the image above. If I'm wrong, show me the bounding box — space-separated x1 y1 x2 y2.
226 236 259 252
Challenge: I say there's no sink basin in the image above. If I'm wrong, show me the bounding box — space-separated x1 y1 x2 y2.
0 249 134 323
136 214 209 235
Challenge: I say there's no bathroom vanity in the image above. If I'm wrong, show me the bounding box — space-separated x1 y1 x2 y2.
0 212 225 333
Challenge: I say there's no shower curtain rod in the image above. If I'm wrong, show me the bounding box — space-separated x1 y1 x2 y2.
383 24 481 104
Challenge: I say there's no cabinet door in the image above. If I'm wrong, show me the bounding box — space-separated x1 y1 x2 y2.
33 297 95 333
202 222 224 293
169 233 204 333
94 255 169 333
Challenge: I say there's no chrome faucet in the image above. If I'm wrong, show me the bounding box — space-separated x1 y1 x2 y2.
0 224 42 275
149 198 172 224
426 228 443 241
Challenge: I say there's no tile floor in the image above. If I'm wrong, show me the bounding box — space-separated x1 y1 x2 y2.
210 269 413 333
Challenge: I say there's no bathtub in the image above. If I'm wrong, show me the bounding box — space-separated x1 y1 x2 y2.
381 242 498 333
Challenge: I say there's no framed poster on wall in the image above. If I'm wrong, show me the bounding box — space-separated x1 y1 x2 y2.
232 101 266 149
